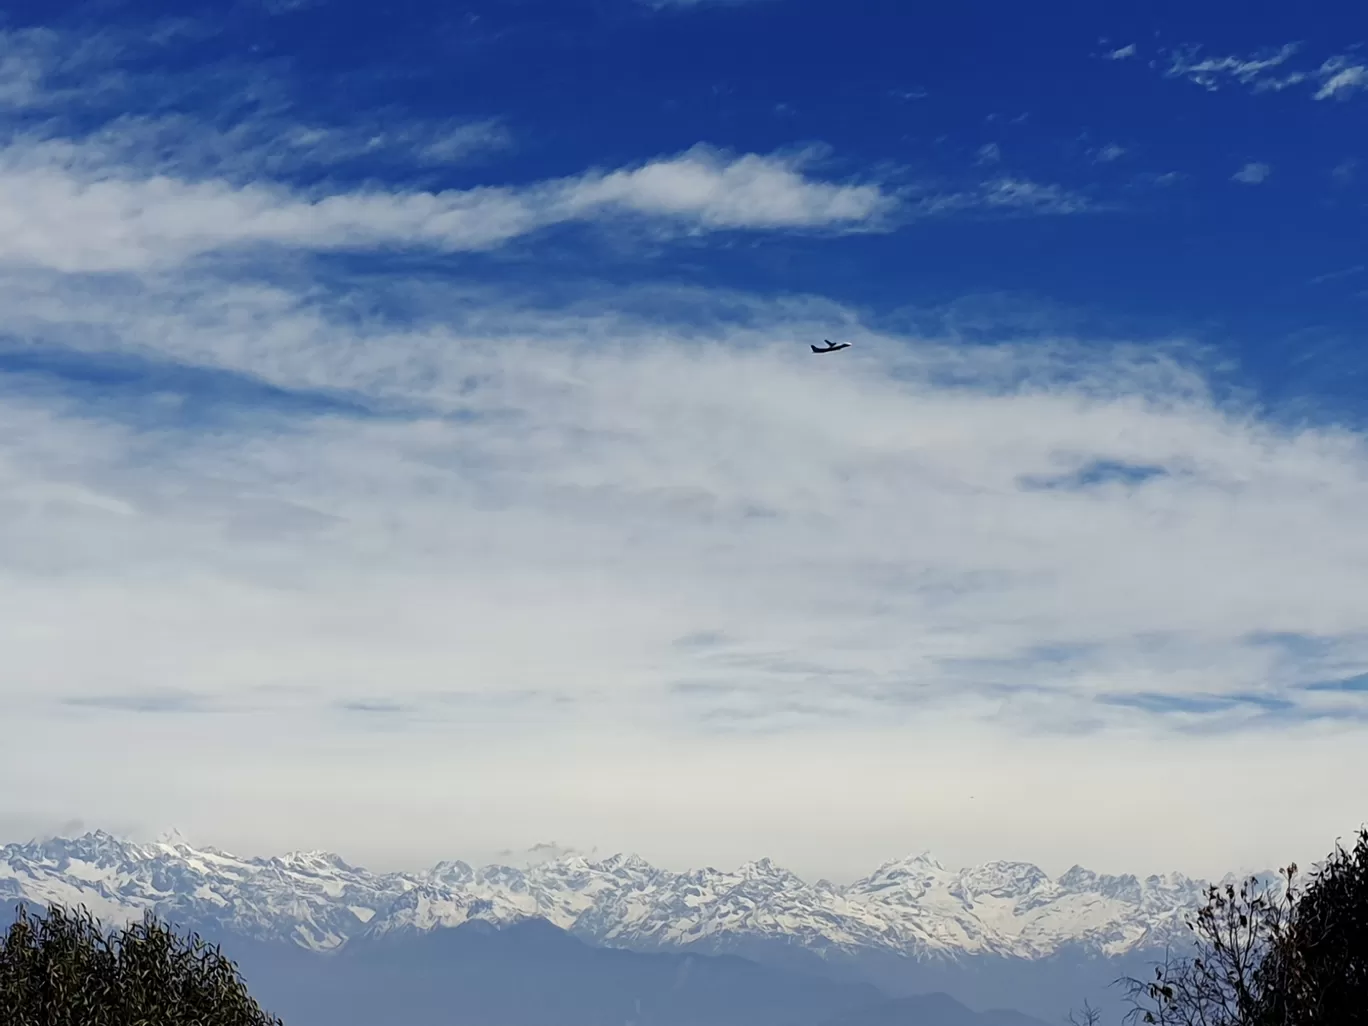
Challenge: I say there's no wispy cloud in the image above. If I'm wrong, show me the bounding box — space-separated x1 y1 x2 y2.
1308 264 1365 286
1158 42 1368 102
0 143 896 273
1104 43 1137 61
68 114 516 178
905 178 1100 219
337 700 407 714
0 26 130 111
1127 170 1186 190
974 178 1099 214
1163 42 1306 92
256 0 326 13
1093 143 1127 164
0 122 1107 274
1314 57 1368 100
0 23 514 182
635 0 779 8
1232 161 1272 184
975 142 1002 165
1332 158 1359 184
0 30 899 269
0 24 1107 279
61 690 212 714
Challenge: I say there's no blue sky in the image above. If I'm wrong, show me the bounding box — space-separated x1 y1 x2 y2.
0 0 1366 880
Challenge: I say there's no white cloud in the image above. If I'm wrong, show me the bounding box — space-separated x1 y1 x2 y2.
975 142 1002 165
0 27 1100 274
907 178 1099 219
1158 43 1368 103
1232 161 1272 184
1093 143 1127 163
1128 171 1185 190
0 116 1104 274
82 114 516 177
0 42 47 108
1164 43 1303 92
1315 57 1368 100
0 143 894 273
1104 43 1136 60
1309 264 1365 285
977 178 1098 213
0 25 176 115
1 270 1367 878
0 28 84 108
556 147 893 228
0 29 894 264
0 24 515 184
0 16 1363 883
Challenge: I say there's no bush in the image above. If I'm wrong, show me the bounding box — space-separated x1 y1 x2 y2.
1114 826 1368 1026
0 902 283 1026
1252 825 1368 1025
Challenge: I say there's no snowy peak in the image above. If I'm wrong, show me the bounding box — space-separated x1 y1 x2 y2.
848 853 954 898
0 831 413 952
738 856 791 877
896 851 947 870
153 828 196 850
495 841 592 867
857 852 950 882
17 830 141 868
423 860 475 888
360 884 533 939
0 830 1232 963
587 853 659 881
953 860 1052 901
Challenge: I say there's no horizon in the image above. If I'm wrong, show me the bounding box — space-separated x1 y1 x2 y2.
1 0 1365 889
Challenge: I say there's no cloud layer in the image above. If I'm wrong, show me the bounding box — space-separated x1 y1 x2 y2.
0 14 1365 883
5 260 1368 877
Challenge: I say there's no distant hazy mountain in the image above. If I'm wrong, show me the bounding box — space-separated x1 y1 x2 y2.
817 992 1048 1026
233 917 895 1026
2 829 1264 1020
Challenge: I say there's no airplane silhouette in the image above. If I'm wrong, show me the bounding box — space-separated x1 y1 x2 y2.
811 340 851 354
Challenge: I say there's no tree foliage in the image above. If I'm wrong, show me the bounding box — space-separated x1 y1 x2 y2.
1117 826 1368 1026
1253 825 1368 1025
1119 868 1299 1026
0 902 283 1026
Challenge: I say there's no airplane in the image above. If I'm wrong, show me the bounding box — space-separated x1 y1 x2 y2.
811 340 851 354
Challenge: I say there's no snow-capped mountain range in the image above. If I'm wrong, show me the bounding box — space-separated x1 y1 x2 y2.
0 830 1259 964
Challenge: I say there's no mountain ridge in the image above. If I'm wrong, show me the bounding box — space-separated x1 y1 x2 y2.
0 828 1277 965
